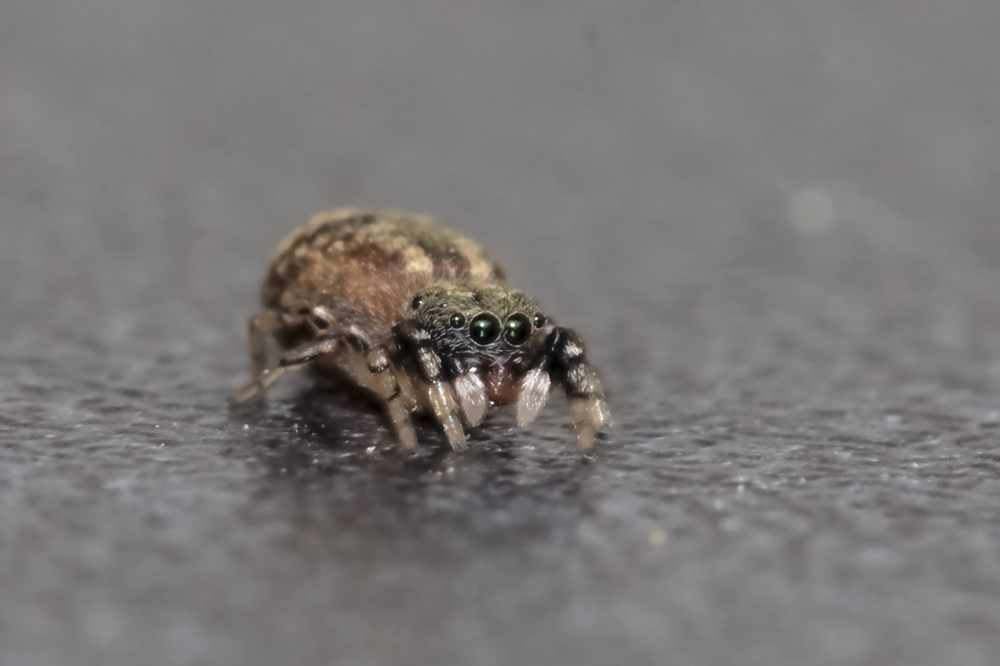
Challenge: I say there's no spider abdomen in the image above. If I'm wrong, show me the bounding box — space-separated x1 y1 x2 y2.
262 208 506 347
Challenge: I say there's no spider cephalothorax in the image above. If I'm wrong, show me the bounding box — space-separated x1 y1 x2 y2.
408 283 542 375
234 208 609 450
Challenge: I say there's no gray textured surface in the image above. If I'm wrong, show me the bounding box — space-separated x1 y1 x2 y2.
3 1 1000 664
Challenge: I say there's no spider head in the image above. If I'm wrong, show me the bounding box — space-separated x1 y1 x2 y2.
405 282 549 402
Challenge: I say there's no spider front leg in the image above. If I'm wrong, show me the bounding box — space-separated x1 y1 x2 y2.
392 321 468 449
516 327 610 450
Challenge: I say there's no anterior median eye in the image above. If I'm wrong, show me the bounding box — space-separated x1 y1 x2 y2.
469 313 501 345
504 313 532 345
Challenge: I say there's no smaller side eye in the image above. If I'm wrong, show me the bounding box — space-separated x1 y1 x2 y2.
504 313 532 345
411 295 424 310
449 313 466 328
533 314 547 329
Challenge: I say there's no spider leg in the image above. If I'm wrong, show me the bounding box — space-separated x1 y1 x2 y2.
247 309 284 377
517 326 609 450
233 364 296 403
393 322 466 449
342 344 420 451
233 332 349 403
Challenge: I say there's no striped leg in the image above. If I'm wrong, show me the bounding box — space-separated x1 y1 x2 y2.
516 326 609 450
393 322 466 449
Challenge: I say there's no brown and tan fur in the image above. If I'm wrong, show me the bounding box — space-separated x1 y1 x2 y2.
236 207 610 451
263 208 506 348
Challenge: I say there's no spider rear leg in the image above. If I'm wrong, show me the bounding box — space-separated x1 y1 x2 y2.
233 332 349 403
248 309 284 377
234 364 296 403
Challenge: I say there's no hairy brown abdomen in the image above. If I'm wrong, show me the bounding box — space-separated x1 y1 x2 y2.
262 208 507 347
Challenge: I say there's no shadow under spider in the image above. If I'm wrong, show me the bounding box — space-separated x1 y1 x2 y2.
230 370 589 474
225 371 599 540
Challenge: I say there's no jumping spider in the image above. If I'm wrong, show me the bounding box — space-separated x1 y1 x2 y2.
234 208 610 450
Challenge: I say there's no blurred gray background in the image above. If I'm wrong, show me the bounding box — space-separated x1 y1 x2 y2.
3 1 1000 665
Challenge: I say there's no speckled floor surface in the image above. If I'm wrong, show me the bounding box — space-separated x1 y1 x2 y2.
3 1 1000 665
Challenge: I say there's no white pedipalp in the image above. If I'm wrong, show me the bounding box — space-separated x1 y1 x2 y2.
515 367 551 427
453 372 488 426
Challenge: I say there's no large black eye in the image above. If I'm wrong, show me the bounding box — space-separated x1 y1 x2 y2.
449 313 466 328
411 295 424 310
469 313 501 346
504 313 532 345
